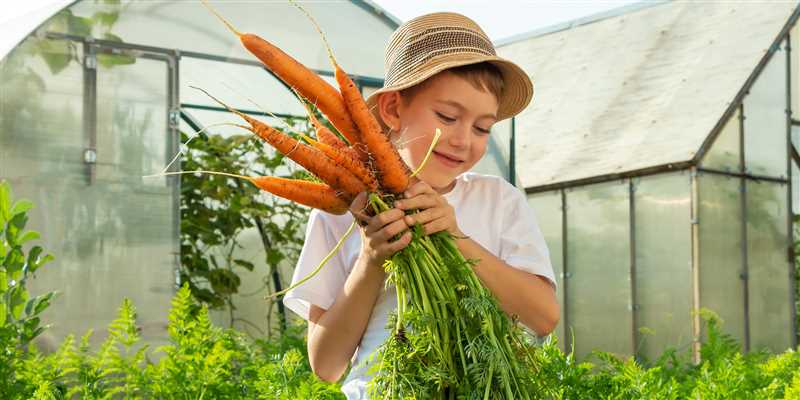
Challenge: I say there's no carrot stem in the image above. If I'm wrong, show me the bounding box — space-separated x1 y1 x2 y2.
410 128 442 178
200 0 242 37
268 220 357 299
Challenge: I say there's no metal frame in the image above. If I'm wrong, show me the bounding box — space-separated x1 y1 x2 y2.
629 179 638 358
739 102 751 352
560 188 570 355
785 33 798 347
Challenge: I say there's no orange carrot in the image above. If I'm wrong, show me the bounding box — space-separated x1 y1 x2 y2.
335 63 410 194
202 1 362 146
248 176 350 215
192 86 368 197
301 135 378 192
299 99 362 161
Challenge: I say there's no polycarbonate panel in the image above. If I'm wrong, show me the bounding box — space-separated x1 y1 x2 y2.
702 108 741 172
566 180 632 359
746 180 793 352
698 173 745 348
1 39 177 350
527 190 565 349
181 57 307 119
633 172 693 362
96 57 169 185
471 123 511 179
743 40 788 178
0 37 84 179
46 1 392 78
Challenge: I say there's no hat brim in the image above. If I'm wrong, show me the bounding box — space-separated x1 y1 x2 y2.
365 55 533 122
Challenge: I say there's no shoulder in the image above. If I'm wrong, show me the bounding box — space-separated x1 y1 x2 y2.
306 209 356 237
458 172 525 202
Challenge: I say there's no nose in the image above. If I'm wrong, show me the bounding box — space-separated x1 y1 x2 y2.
447 123 470 148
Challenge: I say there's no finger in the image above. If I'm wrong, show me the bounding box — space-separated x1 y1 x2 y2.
382 231 412 254
403 180 434 198
395 193 438 211
404 207 445 227
366 208 406 234
349 192 370 227
423 218 450 235
376 218 409 242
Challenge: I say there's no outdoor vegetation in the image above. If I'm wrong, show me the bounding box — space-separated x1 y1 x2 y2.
2 170 800 398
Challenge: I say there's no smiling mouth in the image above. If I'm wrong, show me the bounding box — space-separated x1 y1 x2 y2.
433 151 464 166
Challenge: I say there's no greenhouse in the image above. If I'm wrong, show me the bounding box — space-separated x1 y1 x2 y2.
499 1 799 361
1 0 798 380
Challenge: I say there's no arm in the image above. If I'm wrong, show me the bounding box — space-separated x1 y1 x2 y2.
454 237 559 336
307 193 411 382
395 181 560 336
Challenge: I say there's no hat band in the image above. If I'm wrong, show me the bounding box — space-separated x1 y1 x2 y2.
385 27 496 85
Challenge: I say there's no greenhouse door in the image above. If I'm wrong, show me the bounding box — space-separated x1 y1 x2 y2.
77 41 180 347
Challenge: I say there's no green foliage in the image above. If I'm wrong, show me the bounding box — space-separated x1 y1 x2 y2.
179 128 310 329
0 181 57 396
2 284 344 400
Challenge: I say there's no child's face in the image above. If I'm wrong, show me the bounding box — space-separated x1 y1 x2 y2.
383 72 499 193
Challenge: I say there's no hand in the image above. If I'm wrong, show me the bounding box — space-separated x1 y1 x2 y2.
349 192 412 269
394 181 464 237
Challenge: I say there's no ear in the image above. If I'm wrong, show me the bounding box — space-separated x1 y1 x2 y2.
376 91 402 132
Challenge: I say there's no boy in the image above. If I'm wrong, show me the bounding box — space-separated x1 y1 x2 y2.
284 12 559 399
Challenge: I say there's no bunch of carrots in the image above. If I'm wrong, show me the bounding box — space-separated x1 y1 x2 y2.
193 2 542 398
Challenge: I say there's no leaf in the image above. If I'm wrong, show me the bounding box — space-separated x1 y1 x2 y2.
10 200 33 217
35 39 72 75
0 269 6 293
0 181 10 223
67 14 92 37
17 230 40 245
233 259 255 272
97 53 136 68
0 307 5 328
10 288 29 320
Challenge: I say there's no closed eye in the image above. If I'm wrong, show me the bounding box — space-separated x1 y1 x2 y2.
475 126 491 134
435 112 456 123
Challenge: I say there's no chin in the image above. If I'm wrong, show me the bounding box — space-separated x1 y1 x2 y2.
419 171 460 192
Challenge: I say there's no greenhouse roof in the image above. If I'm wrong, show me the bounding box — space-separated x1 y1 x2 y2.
498 1 798 190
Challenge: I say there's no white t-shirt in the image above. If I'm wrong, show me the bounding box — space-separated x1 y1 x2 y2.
283 172 556 399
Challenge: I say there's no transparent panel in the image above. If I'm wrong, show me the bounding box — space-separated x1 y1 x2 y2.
702 108 741 172
633 172 693 362
471 120 511 179
181 57 307 119
46 1 392 78
1 38 177 350
566 180 632 359
793 124 800 156
0 38 84 179
746 180 793 352
743 40 788 178
698 173 745 348
527 190 564 349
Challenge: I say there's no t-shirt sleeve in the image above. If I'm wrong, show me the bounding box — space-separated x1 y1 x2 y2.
497 184 558 292
283 210 349 320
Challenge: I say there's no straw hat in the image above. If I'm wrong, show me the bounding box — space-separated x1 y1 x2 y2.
366 12 533 122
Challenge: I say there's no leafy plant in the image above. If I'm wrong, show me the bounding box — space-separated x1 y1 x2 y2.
179 126 310 333
0 180 56 396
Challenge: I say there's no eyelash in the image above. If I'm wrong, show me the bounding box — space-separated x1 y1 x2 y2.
435 112 491 134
